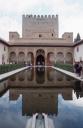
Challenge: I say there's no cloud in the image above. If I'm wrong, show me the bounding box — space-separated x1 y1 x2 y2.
0 16 21 40
0 0 83 40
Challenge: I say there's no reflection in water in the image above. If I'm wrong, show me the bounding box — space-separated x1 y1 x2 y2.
56 72 63 81
0 67 83 128
47 68 55 81
8 67 74 87
18 71 25 81
36 114 45 128
27 68 34 81
73 80 83 99
36 67 45 84
10 75 16 81
9 88 59 116
0 80 8 97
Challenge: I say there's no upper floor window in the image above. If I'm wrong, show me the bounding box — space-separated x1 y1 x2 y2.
12 34 14 38
68 35 70 38
77 46 79 52
4 46 6 51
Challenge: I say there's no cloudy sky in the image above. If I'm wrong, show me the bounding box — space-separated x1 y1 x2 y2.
0 0 83 41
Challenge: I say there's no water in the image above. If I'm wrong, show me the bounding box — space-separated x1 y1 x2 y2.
35 114 45 128
0 67 83 128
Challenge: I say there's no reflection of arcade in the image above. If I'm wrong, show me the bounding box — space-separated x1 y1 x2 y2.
0 80 8 97
36 67 45 84
9 88 72 116
0 74 83 117
8 67 74 87
73 80 83 99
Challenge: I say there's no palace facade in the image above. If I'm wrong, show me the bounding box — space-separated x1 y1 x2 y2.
0 14 82 65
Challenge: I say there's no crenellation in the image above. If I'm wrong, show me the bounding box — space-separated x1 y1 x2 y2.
22 14 58 20
45 15 47 18
34 15 36 18
41 15 43 18
22 14 26 19
26 15 29 18
37 15 40 18
48 15 51 19
56 15 58 20
52 15 54 18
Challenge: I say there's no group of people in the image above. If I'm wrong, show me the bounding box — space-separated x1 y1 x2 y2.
74 61 83 78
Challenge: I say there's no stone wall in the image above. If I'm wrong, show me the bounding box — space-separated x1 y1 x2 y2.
74 43 83 62
0 43 9 64
9 46 73 65
22 14 59 39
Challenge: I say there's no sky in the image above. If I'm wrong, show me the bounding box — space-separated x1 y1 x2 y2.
0 0 83 41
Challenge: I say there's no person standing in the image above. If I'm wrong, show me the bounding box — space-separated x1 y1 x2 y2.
78 61 82 77
80 61 83 78
74 62 79 74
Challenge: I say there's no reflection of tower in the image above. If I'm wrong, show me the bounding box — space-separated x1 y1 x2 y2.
9 88 58 116
22 91 58 116
0 80 8 97
9 87 73 116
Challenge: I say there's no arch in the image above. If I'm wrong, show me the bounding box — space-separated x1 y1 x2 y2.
56 52 64 63
27 52 34 65
47 68 55 81
9 52 16 63
56 72 63 81
10 76 16 81
47 52 55 66
36 49 45 56
27 68 34 81
18 52 25 63
65 52 73 64
36 49 45 65
18 71 25 81
36 55 45 65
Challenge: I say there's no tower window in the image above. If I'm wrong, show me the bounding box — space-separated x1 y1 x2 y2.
52 33 53 37
39 34 42 38
68 35 70 38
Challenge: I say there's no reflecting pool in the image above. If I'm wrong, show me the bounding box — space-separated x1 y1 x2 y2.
0 67 83 128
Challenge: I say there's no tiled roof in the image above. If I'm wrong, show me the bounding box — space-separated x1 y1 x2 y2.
0 38 9 46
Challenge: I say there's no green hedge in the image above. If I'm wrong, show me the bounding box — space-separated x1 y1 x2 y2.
0 64 25 74
54 63 74 72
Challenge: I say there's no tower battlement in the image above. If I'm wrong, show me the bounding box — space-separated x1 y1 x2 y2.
22 14 58 20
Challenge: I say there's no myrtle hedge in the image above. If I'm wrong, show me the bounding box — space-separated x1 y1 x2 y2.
0 64 25 74
55 63 73 72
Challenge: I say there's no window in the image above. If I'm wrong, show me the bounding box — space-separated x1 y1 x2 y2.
39 34 42 38
52 33 53 37
77 46 79 52
68 35 70 38
4 46 6 51
12 34 14 38
2 54 4 64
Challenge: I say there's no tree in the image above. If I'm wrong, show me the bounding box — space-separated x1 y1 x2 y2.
74 33 81 43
